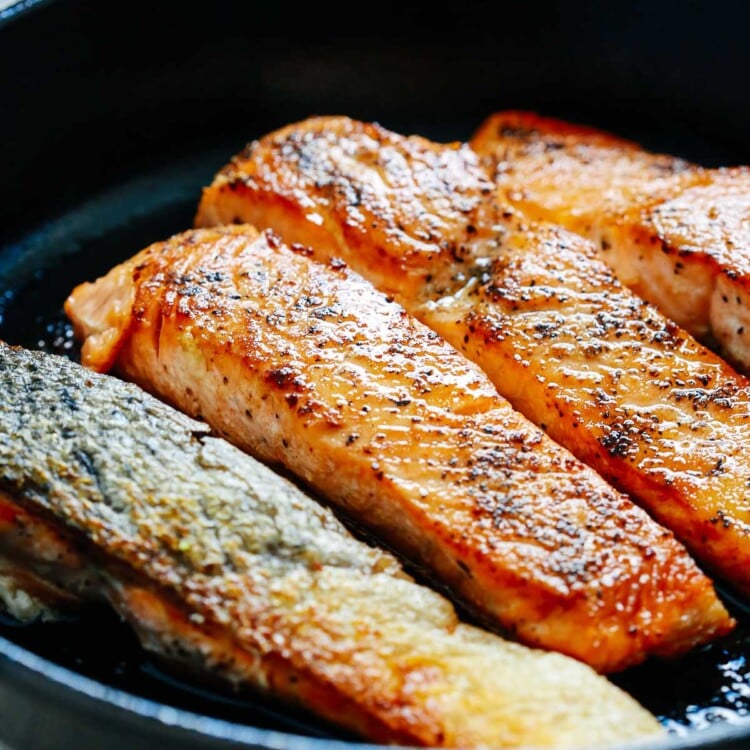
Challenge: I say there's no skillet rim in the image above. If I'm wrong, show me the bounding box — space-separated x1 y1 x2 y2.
3 633 750 750
0 0 54 28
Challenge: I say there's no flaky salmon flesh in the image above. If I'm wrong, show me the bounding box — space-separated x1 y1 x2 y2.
66 224 731 674
0 343 667 748
193 116 750 598
471 111 750 372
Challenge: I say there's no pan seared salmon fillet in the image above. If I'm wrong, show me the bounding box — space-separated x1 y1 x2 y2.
471 111 750 372
0 343 665 748
193 116 750 596
66 225 731 673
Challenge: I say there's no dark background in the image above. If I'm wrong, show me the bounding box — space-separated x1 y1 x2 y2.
2 0 750 241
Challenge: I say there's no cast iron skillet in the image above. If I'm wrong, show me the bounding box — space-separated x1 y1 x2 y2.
2 1 750 747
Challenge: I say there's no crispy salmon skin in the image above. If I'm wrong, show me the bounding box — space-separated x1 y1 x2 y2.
471 111 750 371
0 342 667 747
67 225 731 673
193 116 750 597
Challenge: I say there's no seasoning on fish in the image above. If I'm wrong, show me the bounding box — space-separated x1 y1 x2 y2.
0 343 664 748
471 111 750 372
66 225 732 673
192 115 750 597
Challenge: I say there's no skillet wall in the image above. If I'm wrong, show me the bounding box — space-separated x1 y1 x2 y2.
2 0 750 243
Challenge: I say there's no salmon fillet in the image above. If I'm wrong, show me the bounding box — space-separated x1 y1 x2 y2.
0 343 665 747
66 225 730 673
193 116 750 597
471 111 750 372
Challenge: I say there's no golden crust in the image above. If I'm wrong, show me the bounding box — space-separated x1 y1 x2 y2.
67 225 731 673
192 116 750 601
471 111 750 372
470 111 700 220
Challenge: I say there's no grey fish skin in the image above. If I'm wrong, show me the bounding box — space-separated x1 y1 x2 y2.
0 343 661 747
0 342 393 582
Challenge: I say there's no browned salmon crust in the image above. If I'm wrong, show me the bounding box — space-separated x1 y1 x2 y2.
471 111 750 372
193 116 750 598
0 344 665 747
66 225 731 674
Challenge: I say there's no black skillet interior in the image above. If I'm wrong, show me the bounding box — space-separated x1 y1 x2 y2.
2 0 750 747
